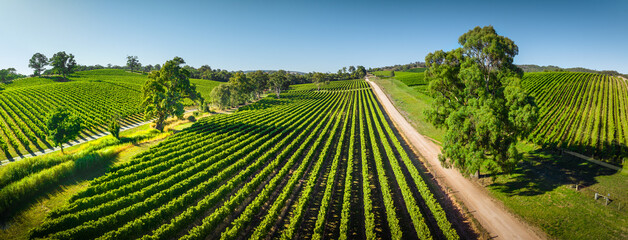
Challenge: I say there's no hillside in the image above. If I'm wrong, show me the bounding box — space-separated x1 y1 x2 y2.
522 72 628 161
0 69 219 160
28 80 461 240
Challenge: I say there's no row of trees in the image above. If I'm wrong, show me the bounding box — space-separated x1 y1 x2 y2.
210 70 290 109
28 52 77 78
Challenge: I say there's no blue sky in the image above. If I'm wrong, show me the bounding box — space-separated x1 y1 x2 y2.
1 0 627 74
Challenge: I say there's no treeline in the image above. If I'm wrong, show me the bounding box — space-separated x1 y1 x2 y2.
518 64 628 78
370 61 425 72
209 66 367 109
0 68 26 83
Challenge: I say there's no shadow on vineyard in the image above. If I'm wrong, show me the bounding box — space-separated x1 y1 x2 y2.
0 151 117 224
42 76 72 82
489 149 619 197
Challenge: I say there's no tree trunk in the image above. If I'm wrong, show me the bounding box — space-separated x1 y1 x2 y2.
154 115 166 132
275 88 280 98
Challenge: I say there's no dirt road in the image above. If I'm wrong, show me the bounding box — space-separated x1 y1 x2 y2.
366 78 544 240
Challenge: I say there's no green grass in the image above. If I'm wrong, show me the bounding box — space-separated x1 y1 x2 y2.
486 144 627 239
372 71 426 86
404 68 427 73
370 76 444 142
0 114 202 240
372 74 628 239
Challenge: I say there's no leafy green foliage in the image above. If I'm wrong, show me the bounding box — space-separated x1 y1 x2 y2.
141 57 201 132
425 26 538 175
46 107 83 152
108 116 120 140
50 51 76 79
209 83 233 109
126 56 140 72
29 53 49 76
268 70 289 98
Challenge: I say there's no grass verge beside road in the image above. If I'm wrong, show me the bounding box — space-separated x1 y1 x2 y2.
370 74 628 239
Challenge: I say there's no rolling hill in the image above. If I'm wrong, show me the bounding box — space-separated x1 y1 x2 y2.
0 69 220 160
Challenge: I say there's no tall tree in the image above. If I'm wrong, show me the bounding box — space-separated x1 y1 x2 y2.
268 70 289 98
127 56 140 72
312 72 325 91
28 53 49 76
354 66 366 79
46 107 82 154
348 66 356 73
141 57 201 132
228 72 253 104
210 83 233 109
424 26 538 176
248 70 269 99
50 51 76 79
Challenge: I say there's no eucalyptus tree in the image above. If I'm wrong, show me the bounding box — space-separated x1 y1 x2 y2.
424 26 538 176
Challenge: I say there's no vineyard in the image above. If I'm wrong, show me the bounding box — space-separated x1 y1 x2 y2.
30 80 459 240
0 70 219 160
522 72 628 161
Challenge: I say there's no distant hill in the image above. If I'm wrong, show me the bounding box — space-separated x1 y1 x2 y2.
517 64 627 78
242 70 306 75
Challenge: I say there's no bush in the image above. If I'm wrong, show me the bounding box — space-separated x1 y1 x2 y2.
187 115 196 122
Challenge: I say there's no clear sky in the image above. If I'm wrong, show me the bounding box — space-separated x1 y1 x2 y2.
1 0 627 74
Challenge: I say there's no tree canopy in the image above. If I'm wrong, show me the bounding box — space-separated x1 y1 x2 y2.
46 107 82 153
209 83 233 110
312 72 325 91
127 56 140 72
268 70 289 98
50 51 76 79
28 53 49 76
424 26 538 176
141 57 201 131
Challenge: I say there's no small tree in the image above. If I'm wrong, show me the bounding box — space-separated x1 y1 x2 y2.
390 70 395 77
50 51 76 79
28 53 48 76
127 56 140 72
46 107 82 154
268 70 288 98
141 57 201 132
108 116 120 140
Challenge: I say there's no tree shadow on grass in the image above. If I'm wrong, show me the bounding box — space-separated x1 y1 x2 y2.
488 148 619 197
0 152 117 226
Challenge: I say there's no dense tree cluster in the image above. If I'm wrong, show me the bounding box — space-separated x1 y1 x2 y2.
0 68 25 83
209 70 289 109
